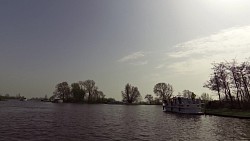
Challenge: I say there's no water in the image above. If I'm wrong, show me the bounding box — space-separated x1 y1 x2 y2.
1 100 250 141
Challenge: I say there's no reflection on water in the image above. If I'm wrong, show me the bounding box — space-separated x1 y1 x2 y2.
1 100 250 141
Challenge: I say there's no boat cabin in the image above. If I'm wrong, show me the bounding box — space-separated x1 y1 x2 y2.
163 97 203 114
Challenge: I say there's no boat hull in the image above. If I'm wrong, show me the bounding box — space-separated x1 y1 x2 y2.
164 106 203 114
162 97 204 115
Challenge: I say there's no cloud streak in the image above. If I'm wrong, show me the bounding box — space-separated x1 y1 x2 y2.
130 61 148 66
165 25 250 75
155 64 165 69
118 51 145 62
169 26 250 59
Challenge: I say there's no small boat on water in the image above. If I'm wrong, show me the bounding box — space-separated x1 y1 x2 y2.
52 98 63 103
20 97 28 101
41 99 50 102
163 97 204 114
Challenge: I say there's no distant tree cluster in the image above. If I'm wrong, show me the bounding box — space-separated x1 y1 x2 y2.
182 90 193 98
121 82 174 104
144 94 153 104
204 59 250 108
153 83 173 100
200 93 213 102
0 93 25 100
53 80 109 103
121 83 141 103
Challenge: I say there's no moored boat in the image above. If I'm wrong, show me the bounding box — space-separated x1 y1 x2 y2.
20 97 28 101
163 97 204 114
52 98 63 103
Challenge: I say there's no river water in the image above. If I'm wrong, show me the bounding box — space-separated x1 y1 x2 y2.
1 100 250 141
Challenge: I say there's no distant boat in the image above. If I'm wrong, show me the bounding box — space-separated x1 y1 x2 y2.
20 97 28 101
52 98 63 103
163 97 204 114
41 99 50 102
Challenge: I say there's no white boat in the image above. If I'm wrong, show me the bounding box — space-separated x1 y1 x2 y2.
163 97 204 114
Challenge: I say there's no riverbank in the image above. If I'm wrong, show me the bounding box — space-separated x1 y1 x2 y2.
205 108 250 119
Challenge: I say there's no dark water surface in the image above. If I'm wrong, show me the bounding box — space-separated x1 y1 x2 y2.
1 100 250 141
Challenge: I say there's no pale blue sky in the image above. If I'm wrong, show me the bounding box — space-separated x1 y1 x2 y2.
1 0 250 100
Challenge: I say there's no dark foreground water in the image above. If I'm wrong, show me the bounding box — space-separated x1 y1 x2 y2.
1 100 250 141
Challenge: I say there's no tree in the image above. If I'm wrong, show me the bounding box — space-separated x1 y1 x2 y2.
71 82 85 102
204 72 222 101
44 94 48 100
226 60 242 107
105 98 116 103
121 83 141 103
153 97 161 105
97 90 105 102
92 89 105 102
200 93 212 102
144 94 154 104
215 62 235 104
238 61 250 101
53 82 71 102
182 90 194 98
5 93 10 97
16 93 21 99
153 83 173 100
204 62 231 102
204 59 250 108
83 80 98 102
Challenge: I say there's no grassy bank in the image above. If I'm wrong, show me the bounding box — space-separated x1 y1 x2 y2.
205 108 250 119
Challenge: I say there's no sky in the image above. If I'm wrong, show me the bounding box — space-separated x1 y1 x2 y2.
1 0 250 100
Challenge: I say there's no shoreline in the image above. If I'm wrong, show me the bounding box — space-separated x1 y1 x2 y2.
204 108 250 119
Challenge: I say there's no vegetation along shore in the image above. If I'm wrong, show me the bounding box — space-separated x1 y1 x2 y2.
2 59 250 119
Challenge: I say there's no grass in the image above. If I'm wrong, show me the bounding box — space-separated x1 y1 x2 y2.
205 108 250 118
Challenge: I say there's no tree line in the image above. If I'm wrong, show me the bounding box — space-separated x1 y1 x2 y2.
204 59 250 109
53 80 176 104
53 80 211 104
52 80 116 103
0 93 26 101
121 82 174 104
122 83 212 104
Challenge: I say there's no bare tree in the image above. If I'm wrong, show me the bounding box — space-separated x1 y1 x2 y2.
204 73 221 101
182 90 193 98
83 80 97 102
200 93 212 102
205 62 233 104
226 60 243 107
97 91 105 102
215 63 232 102
121 83 141 103
144 94 154 104
205 59 250 108
54 82 71 102
93 89 105 102
239 62 250 101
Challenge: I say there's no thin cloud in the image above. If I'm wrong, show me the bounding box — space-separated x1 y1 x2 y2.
155 64 165 69
130 61 148 66
166 25 250 75
167 59 209 75
169 26 250 59
118 51 145 62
